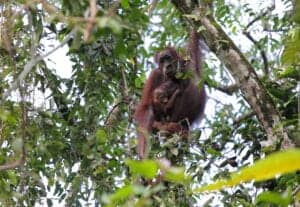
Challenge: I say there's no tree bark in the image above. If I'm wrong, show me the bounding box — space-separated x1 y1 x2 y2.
171 0 294 149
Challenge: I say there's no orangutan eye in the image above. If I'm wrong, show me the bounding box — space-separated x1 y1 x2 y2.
160 54 171 63
163 54 171 60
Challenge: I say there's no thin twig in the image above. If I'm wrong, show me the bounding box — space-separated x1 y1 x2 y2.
148 0 158 16
243 31 269 75
104 101 123 126
233 111 255 126
18 86 27 191
243 3 275 76
244 11 269 32
244 0 275 31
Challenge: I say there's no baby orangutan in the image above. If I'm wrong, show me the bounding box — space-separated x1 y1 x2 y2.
152 81 180 122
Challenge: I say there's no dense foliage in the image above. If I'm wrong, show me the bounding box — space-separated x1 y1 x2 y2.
0 0 299 206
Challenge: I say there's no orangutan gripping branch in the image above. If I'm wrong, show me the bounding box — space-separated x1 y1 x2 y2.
134 30 206 159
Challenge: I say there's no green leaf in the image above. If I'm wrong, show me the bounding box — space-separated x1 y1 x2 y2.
96 129 107 144
98 17 122 33
0 109 17 124
194 149 300 193
206 147 221 157
135 74 146 88
126 159 158 179
255 191 292 206
277 67 300 79
281 29 300 66
8 171 18 185
164 167 189 184
292 0 300 23
120 0 129 9
106 185 133 205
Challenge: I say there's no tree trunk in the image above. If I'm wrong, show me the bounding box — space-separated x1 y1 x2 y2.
171 0 294 149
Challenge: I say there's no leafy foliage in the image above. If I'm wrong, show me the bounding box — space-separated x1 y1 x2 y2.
0 0 299 206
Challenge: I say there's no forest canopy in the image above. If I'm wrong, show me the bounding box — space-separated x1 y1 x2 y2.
0 0 299 206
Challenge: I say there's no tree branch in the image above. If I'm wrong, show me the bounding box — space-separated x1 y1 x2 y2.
233 111 255 126
212 83 239 95
242 4 275 76
83 0 97 42
0 155 25 171
244 1 275 31
105 67 131 126
243 31 269 75
104 101 123 126
170 0 295 149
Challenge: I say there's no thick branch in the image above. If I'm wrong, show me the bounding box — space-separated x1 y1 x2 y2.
0 155 25 171
83 0 97 41
171 0 294 149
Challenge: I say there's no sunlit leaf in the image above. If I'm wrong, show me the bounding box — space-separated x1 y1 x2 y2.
194 149 300 193
0 109 17 124
8 171 18 185
292 0 300 23
255 191 292 206
98 17 122 33
126 159 158 179
206 147 221 157
165 167 190 183
96 129 107 144
296 191 300 202
107 185 133 205
120 0 129 9
135 74 146 88
277 67 300 79
281 29 300 66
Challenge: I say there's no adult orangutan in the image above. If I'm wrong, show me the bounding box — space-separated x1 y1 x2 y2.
134 30 206 159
